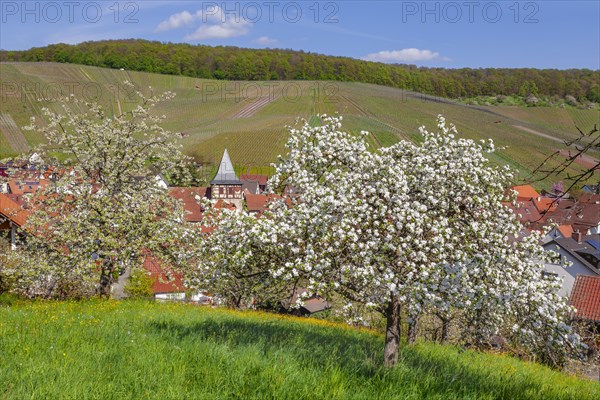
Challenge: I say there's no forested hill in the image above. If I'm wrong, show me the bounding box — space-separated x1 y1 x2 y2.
1 39 599 102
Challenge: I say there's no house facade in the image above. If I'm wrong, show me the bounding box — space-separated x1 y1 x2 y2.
0 193 29 250
543 233 600 297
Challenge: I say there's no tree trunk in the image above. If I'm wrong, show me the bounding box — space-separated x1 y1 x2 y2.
98 260 114 298
227 294 242 309
384 294 402 368
441 317 449 342
434 313 450 343
98 272 112 298
407 313 419 344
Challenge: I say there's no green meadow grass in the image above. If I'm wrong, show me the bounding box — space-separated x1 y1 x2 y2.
0 299 597 399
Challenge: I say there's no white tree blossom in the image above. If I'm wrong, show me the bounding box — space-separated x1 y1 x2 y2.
4 84 194 298
187 200 297 308
190 115 580 367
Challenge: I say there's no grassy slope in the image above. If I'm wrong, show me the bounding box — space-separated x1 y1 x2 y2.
1 62 598 186
0 300 597 400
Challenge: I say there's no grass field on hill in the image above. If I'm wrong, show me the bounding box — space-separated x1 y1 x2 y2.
1 62 598 188
0 299 598 399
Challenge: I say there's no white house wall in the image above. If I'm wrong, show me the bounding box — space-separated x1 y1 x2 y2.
155 292 186 301
544 247 599 297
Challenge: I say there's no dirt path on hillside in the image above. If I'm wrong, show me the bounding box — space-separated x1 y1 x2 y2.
340 95 408 146
232 95 280 119
405 92 510 120
404 92 580 143
558 149 600 172
512 125 565 144
340 95 381 147
0 113 30 154
511 125 600 172
512 125 600 171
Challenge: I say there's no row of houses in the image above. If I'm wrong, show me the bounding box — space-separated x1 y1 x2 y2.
509 185 600 324
1 154 597 320
0 150 330 316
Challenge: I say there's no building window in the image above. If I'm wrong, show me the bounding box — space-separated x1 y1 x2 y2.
542 271 559 279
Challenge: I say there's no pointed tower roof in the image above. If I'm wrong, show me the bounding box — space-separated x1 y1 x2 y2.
211 149 242 185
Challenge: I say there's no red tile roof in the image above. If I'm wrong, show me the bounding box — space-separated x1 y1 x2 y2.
281 287 331 314
579 194 600 205
245 193 283 214
542 200 600 234
6 194 26 206
534 197 558 214
0 193 29 227
7 179 47 196
168 187 207 222
557 224 574 238
245 193 269 213
7 180 23 195
240 174 268 186
512 185 540 200
570 275 600 322
213 199 238 210
143 253 186 294
302 297 331 314
510 185 558 214
507 198 541 225
43 166 55 180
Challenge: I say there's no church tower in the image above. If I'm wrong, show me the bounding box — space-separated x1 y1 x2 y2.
210 149 243 207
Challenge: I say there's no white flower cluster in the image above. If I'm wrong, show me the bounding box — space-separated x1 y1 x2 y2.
191 114 581 364
5 86 194 299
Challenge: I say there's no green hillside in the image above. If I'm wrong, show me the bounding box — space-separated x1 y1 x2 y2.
1 62 598 187
2 40 599 102
0 299 597 399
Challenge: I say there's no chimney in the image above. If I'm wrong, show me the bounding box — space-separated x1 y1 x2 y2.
571 230 582 243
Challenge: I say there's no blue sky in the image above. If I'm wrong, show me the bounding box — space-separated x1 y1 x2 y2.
1 1 598 69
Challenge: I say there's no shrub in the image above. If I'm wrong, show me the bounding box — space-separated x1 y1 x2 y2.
565 95 578 106
0 236 17 294
125 268 154 299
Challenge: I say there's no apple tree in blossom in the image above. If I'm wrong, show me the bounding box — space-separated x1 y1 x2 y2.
5 84 194 298
191 115 580 367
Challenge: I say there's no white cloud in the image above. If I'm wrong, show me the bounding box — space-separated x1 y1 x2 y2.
363 48 447 63
185 20 250 40
156 6 251 40
255 36 277 45
156 11 199 32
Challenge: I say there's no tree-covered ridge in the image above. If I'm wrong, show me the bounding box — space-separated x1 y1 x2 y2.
2 39 598 102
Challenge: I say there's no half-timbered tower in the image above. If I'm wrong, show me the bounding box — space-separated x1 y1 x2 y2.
210 149 243 207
